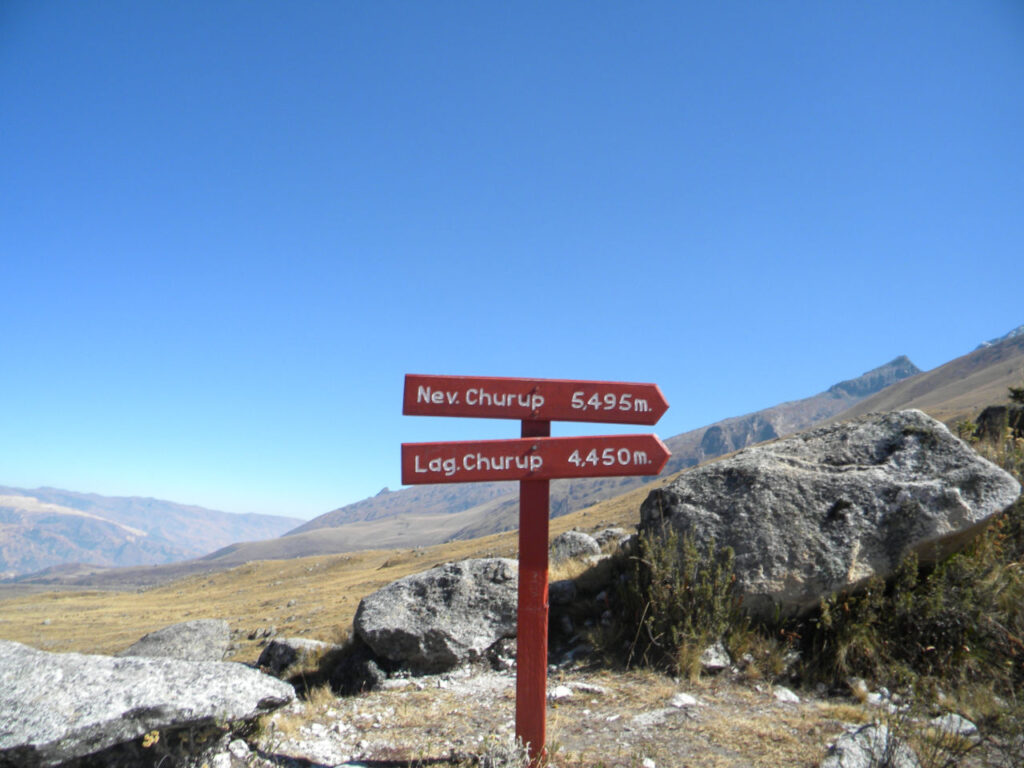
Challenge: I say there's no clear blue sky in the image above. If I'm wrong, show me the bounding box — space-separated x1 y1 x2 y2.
2 1 1022 519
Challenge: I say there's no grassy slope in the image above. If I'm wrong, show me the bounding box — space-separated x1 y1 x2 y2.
837 335 1024 425
0 478 657 661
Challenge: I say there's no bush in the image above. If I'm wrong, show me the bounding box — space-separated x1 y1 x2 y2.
593 524 748 679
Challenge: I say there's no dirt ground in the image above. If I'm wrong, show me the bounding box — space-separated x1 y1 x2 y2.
253 664 867 768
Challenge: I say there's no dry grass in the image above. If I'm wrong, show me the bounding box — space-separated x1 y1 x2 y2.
0 477 665 660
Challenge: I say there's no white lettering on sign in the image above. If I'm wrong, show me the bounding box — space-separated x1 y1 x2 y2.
567 447 651 468
463 453 543 473
465 388 545 411
413 454 458 477
417 386 460 405
570 391 650 413
412 451 544 478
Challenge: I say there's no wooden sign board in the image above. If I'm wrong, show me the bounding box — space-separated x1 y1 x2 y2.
401 372 670 766
401 434 670 484
404 374 669 425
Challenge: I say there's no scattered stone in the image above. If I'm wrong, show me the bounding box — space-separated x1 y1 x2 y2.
227 738 250 760
641 410 1022 618
700 640 730 672
820 724 921 768
773 686 800 704
118 618 230 662
670 693 700 708
548 685 574 702
631 708 681 728
568 681 608 696
257 637 337 677
550 531 601 564
594 527 628 547
0 639 294 768
354 558 518 673
487 637 517 672
641 758 656 768
848 677 869 701
929 713 978 739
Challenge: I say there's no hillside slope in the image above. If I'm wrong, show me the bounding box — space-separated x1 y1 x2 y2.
0 487 303 578
836 331 1024 424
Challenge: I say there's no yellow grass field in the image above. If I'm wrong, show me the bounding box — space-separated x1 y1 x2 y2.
0 482 656 662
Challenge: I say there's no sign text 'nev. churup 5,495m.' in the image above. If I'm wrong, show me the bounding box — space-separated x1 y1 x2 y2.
403 374 668 425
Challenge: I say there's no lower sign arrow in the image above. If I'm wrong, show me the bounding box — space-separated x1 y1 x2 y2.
401 434 670 484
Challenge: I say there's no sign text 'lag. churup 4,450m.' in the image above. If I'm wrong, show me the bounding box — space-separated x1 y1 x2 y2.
401 434 670 484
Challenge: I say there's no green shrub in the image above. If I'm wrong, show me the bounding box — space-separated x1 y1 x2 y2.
593 524 748 679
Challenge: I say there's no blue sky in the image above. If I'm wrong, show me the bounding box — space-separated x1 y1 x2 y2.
2 1 1022 519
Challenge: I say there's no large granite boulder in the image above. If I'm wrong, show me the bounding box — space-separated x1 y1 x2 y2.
354 558 518 673
640 410 1021 618
0 639 294 767
118 618 230 662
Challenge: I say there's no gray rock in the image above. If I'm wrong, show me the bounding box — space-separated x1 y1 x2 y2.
641 410 1021 618
550 531 601 564
354 558 518 673
670 692 700 708
0 639 294 768
699 640 730 672
929 713 978 739
548 685 573 701
257 637 337 677
593 527 628 547
821 724 921 768
119 619 230 662
773 686 800 704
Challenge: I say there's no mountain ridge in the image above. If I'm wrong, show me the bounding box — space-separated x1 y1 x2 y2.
283 355 922 545
0 487 303 578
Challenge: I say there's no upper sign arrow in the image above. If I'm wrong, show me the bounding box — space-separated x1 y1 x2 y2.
403 374 669 425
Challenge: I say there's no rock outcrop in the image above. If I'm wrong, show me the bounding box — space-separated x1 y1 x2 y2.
640 410 1022 618
820 724 921 768
550 531 600 564
0 639 294 768
353 558 517 673
118 618 230 662
257 637 337 677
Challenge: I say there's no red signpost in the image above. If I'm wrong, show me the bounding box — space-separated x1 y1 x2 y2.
402 374 669 765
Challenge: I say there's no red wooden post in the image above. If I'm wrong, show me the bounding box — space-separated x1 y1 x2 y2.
516 418 550 765
401 374 670 766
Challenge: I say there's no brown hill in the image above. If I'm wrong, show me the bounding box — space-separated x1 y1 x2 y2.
835 333 1024 425
0 487 303 579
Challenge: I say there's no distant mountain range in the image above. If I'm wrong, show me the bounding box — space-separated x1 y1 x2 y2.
0 488 302 578
8 324 1023 589
273 355 921 549
838 330 1024 424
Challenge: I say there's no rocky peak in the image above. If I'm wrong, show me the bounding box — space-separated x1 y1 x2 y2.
826 355 921 398
977 323 1024 349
